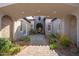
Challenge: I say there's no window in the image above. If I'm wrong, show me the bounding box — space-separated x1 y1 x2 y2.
48 24 51 31
20 20 23 31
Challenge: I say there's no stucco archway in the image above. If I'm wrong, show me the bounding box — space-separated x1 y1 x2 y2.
1 15 13 40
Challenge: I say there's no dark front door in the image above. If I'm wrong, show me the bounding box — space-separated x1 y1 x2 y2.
36 23 43 33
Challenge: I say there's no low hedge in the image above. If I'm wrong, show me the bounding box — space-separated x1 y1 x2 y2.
0 38 21 56
0 38 12 53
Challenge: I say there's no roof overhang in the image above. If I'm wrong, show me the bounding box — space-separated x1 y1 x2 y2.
0 3 79 20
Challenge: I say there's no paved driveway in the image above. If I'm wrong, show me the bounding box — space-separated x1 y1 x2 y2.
16 34 58 56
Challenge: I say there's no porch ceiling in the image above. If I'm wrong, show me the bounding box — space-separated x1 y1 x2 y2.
0 3 78 19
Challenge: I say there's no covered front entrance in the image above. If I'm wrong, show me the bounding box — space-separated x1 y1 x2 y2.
36 23 43 33
0 3 79 56
34 16 45 34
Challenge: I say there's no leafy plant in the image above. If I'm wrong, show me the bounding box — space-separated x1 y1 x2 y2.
49 38 56 44
9 45 20 55
29 29 35 34
0 38 12 53
20 36 30 42
48 34 56 44
0 38 21 56
59 35 69 48
49 43 57 49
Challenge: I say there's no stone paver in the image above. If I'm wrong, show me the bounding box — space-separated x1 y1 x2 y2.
16 34 58 56
30 34 48 45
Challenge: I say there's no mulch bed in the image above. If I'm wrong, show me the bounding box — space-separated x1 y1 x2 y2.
46 35 79 56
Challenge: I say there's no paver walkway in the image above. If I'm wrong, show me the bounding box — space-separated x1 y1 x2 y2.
16 34 58 56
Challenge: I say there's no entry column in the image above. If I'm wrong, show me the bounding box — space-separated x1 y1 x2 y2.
0 15 1 37
77 15 79 47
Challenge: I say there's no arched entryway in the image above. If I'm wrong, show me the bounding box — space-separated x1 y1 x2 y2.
1 15 13 39
36 23 43 33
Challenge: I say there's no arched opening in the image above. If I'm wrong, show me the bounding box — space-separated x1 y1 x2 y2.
1 15 13 39
36 23 43 33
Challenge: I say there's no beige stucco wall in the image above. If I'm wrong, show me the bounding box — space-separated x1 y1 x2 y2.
76 15 79 47
0 15 4 38
64 15 77 44
72 12 79 47
0 15 14 39
1 18 11 38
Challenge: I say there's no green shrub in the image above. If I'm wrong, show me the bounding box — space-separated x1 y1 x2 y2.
9 45 20 55
49 38 56 44
0 38 12 53
20 36 30 42
29 29 35 34
60 35 69 48
49 43 57 49
0 38 21 56
48 34 56 44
